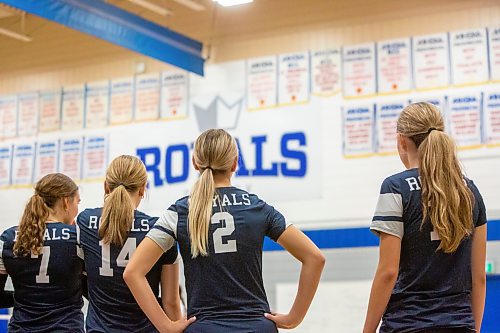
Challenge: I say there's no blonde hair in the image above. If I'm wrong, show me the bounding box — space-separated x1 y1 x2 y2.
14 173 78 256
99 155 147 247
397 102 474 253
189 129 238 257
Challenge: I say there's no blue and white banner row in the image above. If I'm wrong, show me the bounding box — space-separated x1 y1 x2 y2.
342 90 500 157
0 135 109 187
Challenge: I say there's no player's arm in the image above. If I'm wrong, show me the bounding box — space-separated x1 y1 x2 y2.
471 224 487 331
363 233 401 333
161 263 182 321
123 238 194 333
265 225 325 329
0 274 14 308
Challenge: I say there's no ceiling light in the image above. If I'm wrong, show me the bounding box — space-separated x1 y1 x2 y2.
0 27 32 42
126 0 172 16
213 0 253 7
172 0 205 11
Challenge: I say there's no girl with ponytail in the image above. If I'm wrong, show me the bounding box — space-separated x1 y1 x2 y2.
125 129 325 333
77 155 189 333
0 173 85 332
364 102 487 333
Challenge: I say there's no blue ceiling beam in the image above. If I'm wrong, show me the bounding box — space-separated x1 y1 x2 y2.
1 0 204 75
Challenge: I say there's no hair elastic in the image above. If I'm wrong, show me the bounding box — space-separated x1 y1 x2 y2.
427 127 437 134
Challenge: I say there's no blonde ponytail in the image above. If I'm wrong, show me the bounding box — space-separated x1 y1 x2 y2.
419 130 474 253
99 155 147 247
188 129 238 258
397 102 474 253
14 173 78 256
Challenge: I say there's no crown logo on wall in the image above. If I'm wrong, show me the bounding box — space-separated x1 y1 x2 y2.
193 95 243 132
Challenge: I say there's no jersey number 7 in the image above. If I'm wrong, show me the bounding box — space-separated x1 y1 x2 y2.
31 246 50 283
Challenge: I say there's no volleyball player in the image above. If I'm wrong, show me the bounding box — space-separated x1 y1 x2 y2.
77 155 189 332
0 173 85 332
363 102 487 333
124 129 325 333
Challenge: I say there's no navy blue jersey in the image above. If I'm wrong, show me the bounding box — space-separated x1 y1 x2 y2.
371 168 487 333
0 223 84 333
77 208 178 333
146 186 288 332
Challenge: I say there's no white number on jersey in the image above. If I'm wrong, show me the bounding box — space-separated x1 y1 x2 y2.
211 212 237 254
31 246 50 283
99 238 137 277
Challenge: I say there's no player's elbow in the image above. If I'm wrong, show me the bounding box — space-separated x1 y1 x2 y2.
379 267 398 284
472 270 486 288
305 250 326 269
123 266 139 286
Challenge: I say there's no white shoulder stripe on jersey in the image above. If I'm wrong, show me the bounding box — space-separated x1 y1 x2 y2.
374 193 403 217
370 221 404 239
146 229 175 253
157 209 179 238
0 240 6 274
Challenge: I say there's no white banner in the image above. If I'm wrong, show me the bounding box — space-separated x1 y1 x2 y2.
377 38 412 93
82 135 109 180
342 104 374 156
376 100 407 153
39 90 61 132
483 91 500 145
34 140 59 182
62 85 85 131
450 29 489 86
18 92 39 137
0 95 18 140
0 146 12 187
342 43 376 98
12 143 35 186
489 27 500 82
160 71 188 119
448 94 482 147
135 73 160 121
85 81 109 129
311 49 341 96
278 52 310 105
246 56 278 110
110 77 134 125
413 33 450 89
59 137 83 180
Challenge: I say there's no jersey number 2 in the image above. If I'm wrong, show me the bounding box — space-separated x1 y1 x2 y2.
31 246 50 283
99 238 137 277
212 212 237 254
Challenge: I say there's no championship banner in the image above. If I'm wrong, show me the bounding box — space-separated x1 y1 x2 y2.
377 38 412 94
448 93 482 147
450 29 489 86
135 73 160 121
160 71 188 119
0 95 18 140
376 100 407 153
12 143 35 185
59 137 83 180
18 92 39 137
342 104 375 157
483 91 500 145
0 145 12 187
311 49 341 96
246 56 278 110
110 77 134 125
413 33 450 89
85 81 109 129
39 90 61 132
278 52 310 105
489 27 500 82
62 85 85 131
34 140 59 182
342 43 376 98
82 135 109 180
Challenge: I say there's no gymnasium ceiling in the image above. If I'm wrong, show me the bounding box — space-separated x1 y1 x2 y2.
0 0 498 74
